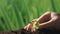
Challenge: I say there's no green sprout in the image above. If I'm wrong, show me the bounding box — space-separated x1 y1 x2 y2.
34 22 40 29
31 19 40 32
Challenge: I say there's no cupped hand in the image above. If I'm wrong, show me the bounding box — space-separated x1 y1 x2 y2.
24 11 60 31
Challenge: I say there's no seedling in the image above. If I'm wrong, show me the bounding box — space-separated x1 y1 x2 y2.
31 19 40 32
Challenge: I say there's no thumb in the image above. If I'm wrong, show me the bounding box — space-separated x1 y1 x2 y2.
39 15 58 29
37 11 51 23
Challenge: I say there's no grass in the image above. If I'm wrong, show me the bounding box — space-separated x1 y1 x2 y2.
0 0 60 31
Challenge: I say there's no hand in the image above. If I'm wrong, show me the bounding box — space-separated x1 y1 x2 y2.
24 11 60 31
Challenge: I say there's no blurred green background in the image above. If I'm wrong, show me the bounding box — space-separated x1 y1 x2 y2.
0 0 60 31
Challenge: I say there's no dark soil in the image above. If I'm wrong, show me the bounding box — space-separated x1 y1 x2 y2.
0 28 60 34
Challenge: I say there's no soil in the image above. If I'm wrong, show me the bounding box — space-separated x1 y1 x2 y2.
0 28 60 34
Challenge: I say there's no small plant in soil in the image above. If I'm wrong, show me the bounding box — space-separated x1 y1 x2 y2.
31 19 40 32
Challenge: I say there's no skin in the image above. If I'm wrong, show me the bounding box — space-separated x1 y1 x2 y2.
24 11 60 31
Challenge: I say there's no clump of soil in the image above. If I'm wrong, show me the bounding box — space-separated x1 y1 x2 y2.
0 28 60 34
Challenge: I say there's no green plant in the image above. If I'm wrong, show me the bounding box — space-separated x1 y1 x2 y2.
31 19 40 32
